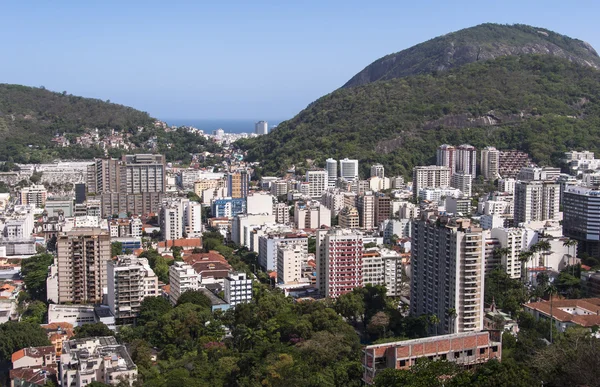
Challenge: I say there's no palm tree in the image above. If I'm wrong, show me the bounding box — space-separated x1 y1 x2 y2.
519 251 533 284
537 240 552 268
445 308 457 334
429 314 440 336
563 239 579 276
493 247 511 270
547 284 558 344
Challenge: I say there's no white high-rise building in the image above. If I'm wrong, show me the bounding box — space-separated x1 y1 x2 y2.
168 261 200 305
358 192 376 229
514 181 560 224
326 158 338 187
498 178 516 194
412 166 451 198
340 158 359 181
224 272 253 306
277 243 306 284
481 146 500 180
184 201 203 238
370 164 385 179
451 172 472 198
490 228 525 279
160 200 183 241
436 144 456 175
411 217 485 334
255 121 268 135
456 144 477 178
306 169 328 199
107 255 159 322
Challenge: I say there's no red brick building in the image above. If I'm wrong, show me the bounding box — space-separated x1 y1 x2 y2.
362 331 502 384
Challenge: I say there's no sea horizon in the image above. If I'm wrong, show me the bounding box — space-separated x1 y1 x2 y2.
162 118 285 133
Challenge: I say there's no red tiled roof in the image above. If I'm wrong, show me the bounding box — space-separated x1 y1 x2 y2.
10 367 57 385
12 346 55 363
524 298 600 327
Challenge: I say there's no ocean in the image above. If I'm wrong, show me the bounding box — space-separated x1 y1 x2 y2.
162 119 283 134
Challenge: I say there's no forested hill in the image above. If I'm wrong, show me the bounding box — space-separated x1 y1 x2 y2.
0 84 219 163
343 23 600 88
238 55 600 178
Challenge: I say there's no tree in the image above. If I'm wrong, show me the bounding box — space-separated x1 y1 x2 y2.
368 311 391 338
0 322 50 363
138 296 172 326
111 241 123 257
428 314 440 336
21 253 54 301
518 251 533 284
563 239 579 276
73 323 114 339
21 301 47 324
334 291 365 324
176 290 212 309
445 308 457 334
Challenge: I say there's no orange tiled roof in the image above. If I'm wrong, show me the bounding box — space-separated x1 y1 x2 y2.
524 298 600 327
12 346 55 363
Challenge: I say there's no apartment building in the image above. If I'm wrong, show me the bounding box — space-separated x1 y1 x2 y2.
227 170 250 199
411 217 485 334
160 200 183 241
258 233 308 272
321 188 345 216
60 336 137 386
294 201 331 229
498 150 532 179
277 244 306 284
19 184 47 207
54 228 111 304
375 194 391 227
514 181 560 224
88 154 166 216
339 206 360 229
316 228 364 298
490 228 525 279
224 272 253 307
108 217 143 238
326 158 338 187
306 169 328 199
481 146 500 180
370 164 385 179
451 171 472 198
412 166 451 199
358 192 375 229
340 158 359 181
168 261 200 305
455 144 477 178
107 256 158 323
436 144 456 175
563 186 600 258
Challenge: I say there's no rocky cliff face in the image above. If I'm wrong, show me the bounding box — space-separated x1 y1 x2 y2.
343 23 600 88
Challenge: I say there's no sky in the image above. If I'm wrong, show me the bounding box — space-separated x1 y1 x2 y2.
1 0 600 121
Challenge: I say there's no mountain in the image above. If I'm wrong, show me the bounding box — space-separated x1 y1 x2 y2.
0 84 218 164
238 53 600 178
343 23 600 88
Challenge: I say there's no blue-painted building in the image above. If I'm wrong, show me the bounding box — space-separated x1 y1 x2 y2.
211 197 246 218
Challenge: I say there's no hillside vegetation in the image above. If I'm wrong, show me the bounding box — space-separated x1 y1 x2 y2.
0 84 219 163
238 55 600 178
343 23 600 88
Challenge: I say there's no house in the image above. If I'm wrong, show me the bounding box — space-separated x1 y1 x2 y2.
12 346 56 370
523 297 600 336
10 366 58 387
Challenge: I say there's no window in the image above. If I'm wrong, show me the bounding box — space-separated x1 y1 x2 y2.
454 351 460 359
399 360 406 367
492 346 498 352
479 348 485 355
467 350 473 356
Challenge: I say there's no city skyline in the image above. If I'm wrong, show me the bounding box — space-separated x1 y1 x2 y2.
2 1 600 119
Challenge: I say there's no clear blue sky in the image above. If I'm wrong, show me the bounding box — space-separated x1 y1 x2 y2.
2 0 599 121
